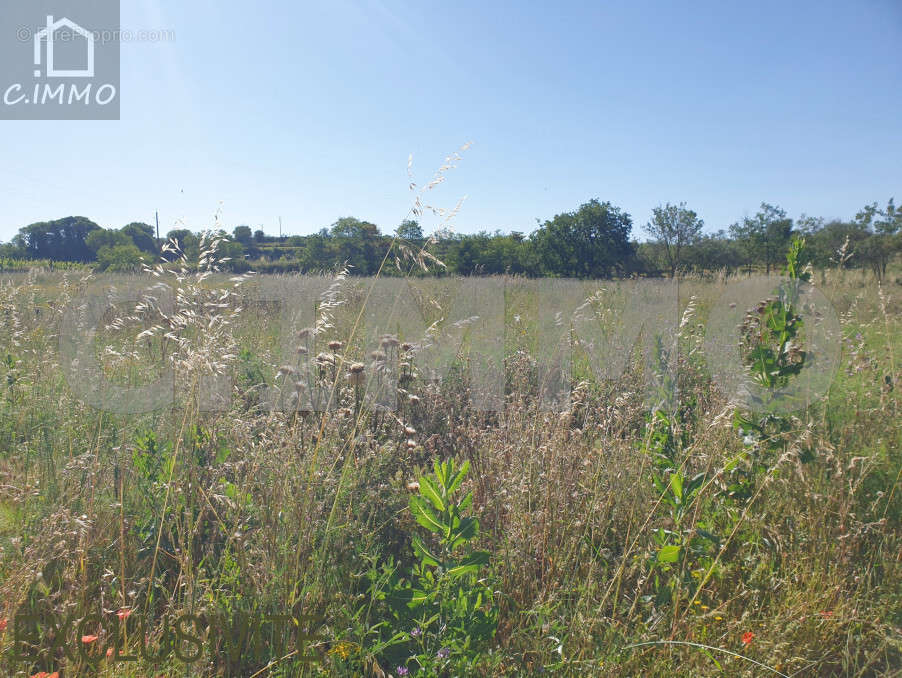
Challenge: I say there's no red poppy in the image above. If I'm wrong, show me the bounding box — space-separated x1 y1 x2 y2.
81 634 99 644
117 608 132 621
741 631 755 646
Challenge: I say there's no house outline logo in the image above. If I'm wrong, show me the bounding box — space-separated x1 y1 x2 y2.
33 15 95 78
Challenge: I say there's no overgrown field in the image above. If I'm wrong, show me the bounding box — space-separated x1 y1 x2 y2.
0 260 900 676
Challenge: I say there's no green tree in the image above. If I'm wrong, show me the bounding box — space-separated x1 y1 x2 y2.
165 229 200 261
95 244 146 272
530 199 634 278
729 203 793 274
856 198 901 235
233 225 253 245
86 229 132 256
396 219 424 242
329 217 383 274
12 216 100 261
854 199 901 279
644 202 704 277
121 222 158 254
805 220 868 269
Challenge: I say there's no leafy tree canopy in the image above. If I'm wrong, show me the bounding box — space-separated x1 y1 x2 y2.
12 216 100 261
530 199 634 278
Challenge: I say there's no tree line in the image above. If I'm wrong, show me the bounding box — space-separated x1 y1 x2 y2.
1 197 899 278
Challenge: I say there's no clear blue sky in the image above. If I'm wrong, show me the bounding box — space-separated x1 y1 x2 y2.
1 0 900 242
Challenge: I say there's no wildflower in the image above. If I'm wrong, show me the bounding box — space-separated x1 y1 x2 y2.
328 340 343 351
82 634 99 644
410 626 421 637
404 426 416 435
316 352 336 366
406 439 417 449
328 641 353 659
714 616 723 621
819 610 833 619
741 631 754 646
397 667 409 676
437 647 450 659
348 363 365 386
117 608 132 621
0 618 6 633
401 342 413 351
406 481 420 492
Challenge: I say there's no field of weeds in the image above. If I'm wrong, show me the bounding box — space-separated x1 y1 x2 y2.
0 258 900 676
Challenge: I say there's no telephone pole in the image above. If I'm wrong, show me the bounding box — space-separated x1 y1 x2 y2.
155 210 160 242
279 216 283 239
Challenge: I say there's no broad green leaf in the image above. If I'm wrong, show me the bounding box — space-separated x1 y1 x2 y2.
418 475 445 512
449 516 479 548
411 535 440 567
657 544 681 563
670 472 683 502
214 445 232 464
409 496 446 534
446 550 490 578
447 459 470 494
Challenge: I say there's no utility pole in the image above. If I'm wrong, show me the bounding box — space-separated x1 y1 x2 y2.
155 210 160 242
279 216 283 240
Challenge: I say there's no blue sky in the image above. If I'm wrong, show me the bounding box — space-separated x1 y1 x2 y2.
1 0 900 242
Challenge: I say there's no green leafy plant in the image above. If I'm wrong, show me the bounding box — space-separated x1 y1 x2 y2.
643 410 718 606
732 236 812 485
363 458 497 674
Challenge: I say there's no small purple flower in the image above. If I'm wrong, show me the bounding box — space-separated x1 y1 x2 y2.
437 647 450 659
397 666 409 676
410 626 421 638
